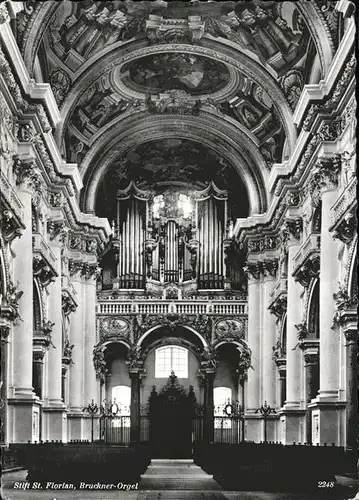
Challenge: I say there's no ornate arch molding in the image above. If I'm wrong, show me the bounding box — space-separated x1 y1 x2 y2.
345 235 358 296
56 39 296 153
0 235 10 297
306 277 320 338
81 114 268 216
33 278 45 330
297 1 336 76
137 324 208 349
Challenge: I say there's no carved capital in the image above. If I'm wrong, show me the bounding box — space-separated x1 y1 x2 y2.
333 212 357 244
62 337 74 365
303 352 319 366
282 217 303 242
311 156 341 194
243 262 260 280
81 262 101 280
47 220 67 243
33 349 46 362
260 259 278 278
13 158 41 192
68 259 83 277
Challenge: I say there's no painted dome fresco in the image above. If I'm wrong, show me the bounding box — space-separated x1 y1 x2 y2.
120 53 231 96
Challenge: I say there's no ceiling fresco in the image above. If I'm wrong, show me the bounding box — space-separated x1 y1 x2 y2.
15 0 340 217
95 139 249 220
120 53 231 96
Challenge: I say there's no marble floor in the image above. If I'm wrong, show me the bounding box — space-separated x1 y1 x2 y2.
2 469 358 500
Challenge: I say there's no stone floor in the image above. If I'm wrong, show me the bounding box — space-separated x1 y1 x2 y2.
2 464 358 500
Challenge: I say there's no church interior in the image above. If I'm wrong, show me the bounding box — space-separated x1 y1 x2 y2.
0 0 357 498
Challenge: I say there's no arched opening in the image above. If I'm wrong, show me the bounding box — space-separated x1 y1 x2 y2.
308 280 320 339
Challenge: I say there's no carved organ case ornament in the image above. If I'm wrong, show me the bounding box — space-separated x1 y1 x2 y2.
110 182 229 292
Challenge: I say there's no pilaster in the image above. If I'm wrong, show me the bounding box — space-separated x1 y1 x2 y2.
42 221 68 442
279 218 305 444
244 264 261 441
67 263 86 440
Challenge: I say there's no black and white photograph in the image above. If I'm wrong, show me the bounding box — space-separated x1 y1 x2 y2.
0 0 357 499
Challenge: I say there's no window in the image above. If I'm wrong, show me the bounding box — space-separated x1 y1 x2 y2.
214 387 232 429
155 346 188 378
111 386 130 427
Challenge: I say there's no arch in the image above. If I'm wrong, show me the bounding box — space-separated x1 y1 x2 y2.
100 339 131 351
57 39 296 154
136 324 207 349
281 313 287 355
347 238 358 303
307 278 320 338
81 114 268 216
0 246 7 298
33 279 43 330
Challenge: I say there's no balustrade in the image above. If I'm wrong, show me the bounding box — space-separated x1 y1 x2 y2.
97 299 247 316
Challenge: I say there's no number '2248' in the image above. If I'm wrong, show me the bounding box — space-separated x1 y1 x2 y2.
317 481 335 488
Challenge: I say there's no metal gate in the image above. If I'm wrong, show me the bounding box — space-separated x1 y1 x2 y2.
99 402 131 444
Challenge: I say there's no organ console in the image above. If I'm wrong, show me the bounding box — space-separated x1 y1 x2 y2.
101 181 245 294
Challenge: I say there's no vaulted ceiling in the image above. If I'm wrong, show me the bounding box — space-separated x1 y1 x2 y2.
16 0 339 221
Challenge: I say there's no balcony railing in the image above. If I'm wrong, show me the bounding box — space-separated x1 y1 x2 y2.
293 234 321 268
331 177 357 227
97 299 247 316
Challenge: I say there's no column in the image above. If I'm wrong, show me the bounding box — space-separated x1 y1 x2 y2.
204 369 215 443
281 236 305 444
32 350 45 399
319 187 340 398
261 262 278 441
43 225 67 441
302 347 319 444
0 325 10 444
342 314 358 456
83 266 99 439
313 158 341 444
68 269 85 440
130 370 141 443
278 362 287 408
10 172 39 442
245 264 261 441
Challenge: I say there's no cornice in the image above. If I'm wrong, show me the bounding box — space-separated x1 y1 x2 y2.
0 21 60 126
293 19 355 127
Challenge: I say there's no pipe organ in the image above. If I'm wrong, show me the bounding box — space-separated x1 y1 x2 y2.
103 182 244 294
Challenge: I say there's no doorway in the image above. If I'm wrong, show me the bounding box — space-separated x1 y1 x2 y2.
149 372 196 458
